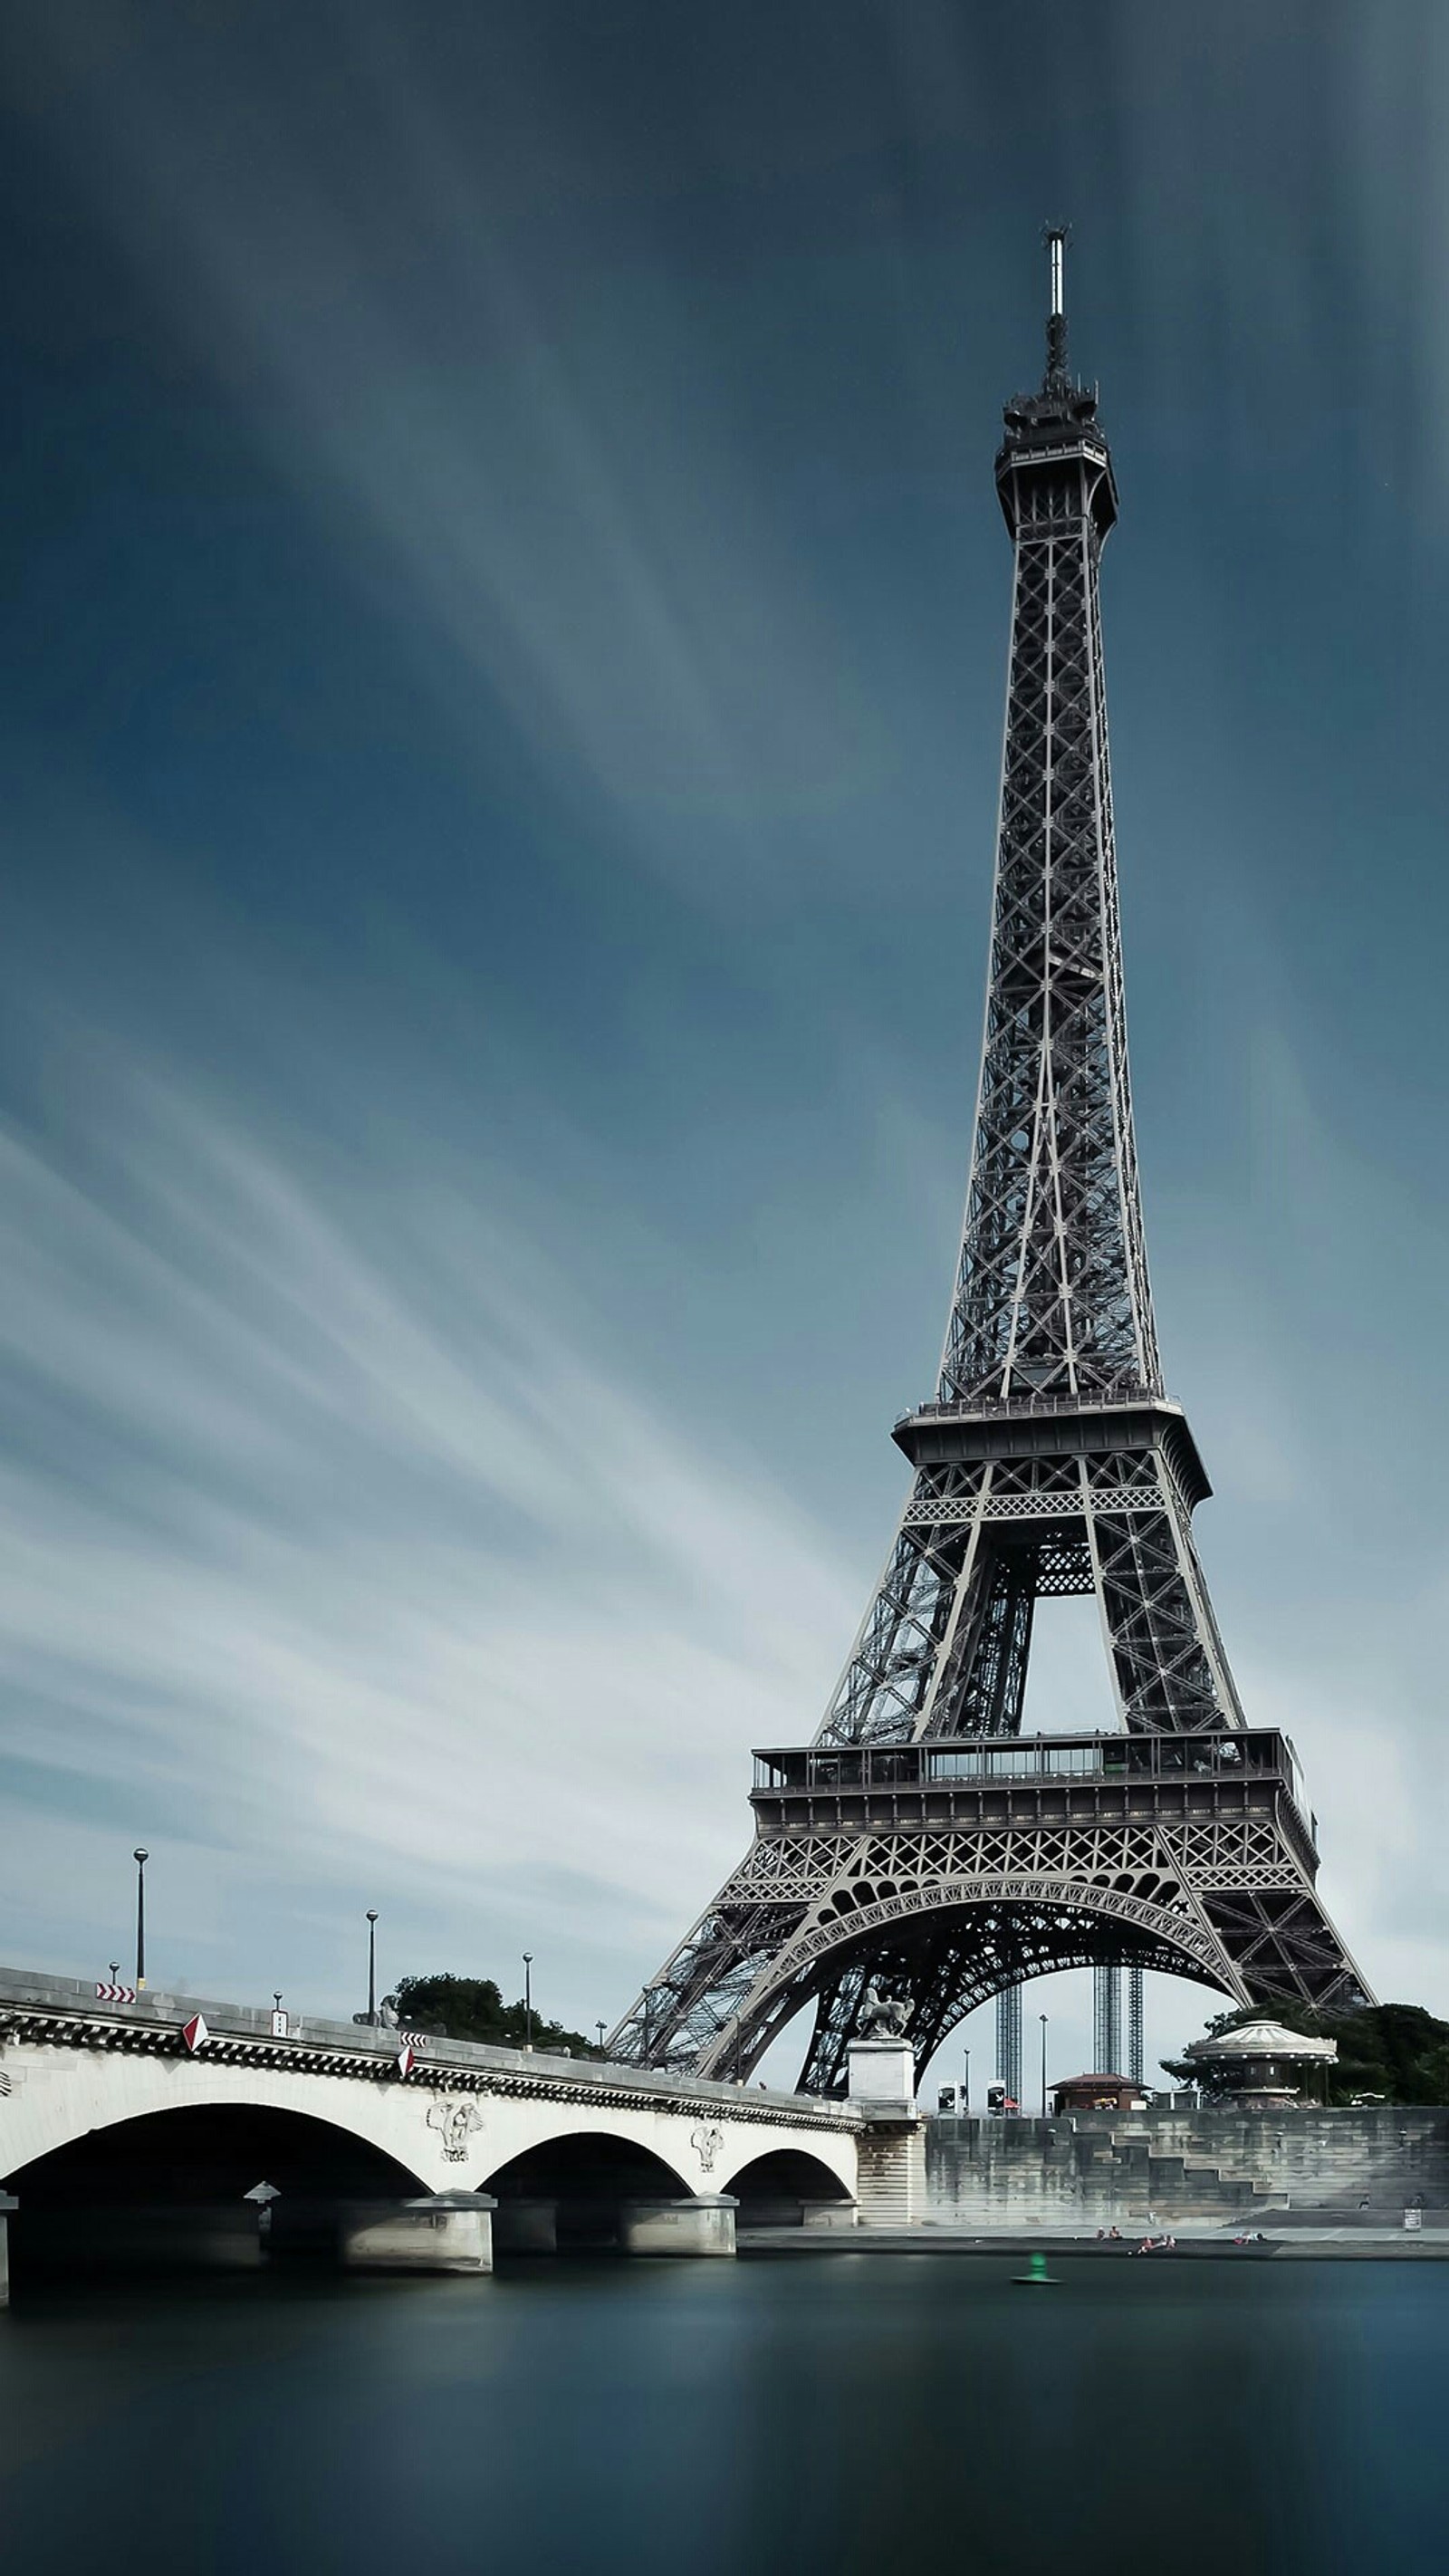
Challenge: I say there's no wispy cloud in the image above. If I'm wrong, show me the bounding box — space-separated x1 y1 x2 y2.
6 1 887 871
4 1 1448 2086
0 1054 860 2006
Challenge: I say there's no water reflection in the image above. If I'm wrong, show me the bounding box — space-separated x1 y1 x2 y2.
0 2257 1444 2574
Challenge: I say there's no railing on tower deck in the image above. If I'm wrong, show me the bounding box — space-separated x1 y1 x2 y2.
898 1388 1178 1429
752 1728 1311 1831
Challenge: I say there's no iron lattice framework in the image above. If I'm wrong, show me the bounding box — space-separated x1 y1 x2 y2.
607 237 1371 2092
1093 1964 1122 2078
1128 1963 1145 2085
996 1984 1023 2110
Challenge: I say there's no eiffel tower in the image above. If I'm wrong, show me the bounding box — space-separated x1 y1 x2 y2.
608 234 1371 2092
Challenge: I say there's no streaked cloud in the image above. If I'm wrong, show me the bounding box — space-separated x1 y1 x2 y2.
0 1051 860 2007
0 2 1445 2088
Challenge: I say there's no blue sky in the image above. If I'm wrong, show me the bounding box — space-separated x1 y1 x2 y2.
0 1 1445 2085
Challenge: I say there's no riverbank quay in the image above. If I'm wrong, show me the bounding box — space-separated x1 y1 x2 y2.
920 2106 1449 2229
738 2226 1449 2260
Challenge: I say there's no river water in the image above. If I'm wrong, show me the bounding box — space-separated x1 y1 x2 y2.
2 2254 1445 2572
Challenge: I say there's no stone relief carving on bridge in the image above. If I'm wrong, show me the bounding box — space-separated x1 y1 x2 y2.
691 2123 724 2174
427 2096 485 2162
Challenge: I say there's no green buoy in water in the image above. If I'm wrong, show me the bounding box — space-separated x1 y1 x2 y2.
1012 2250 1059 2285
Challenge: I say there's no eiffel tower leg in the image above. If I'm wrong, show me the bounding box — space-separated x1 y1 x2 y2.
603 1835 820 2076
814 1513 981 1750
1198 1888 1370 2014
815 1498 1043 1752
932 1543 1036 1739
1085 1464 1245 1734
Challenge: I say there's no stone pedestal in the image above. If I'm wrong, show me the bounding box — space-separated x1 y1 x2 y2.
619 2195 738 2257
491 2197 558 2254
850 2044 926 2229
337 2192 496 2275
854 2120 927 2226
0 2193 15 2309
847 2038 916 2110
800 2197 859 2230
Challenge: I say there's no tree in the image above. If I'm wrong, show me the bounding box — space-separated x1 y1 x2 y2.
391 1973 601 2060
1160 2000 1449 2105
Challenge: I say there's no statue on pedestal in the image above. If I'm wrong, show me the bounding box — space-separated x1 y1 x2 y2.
859 1984 910 2041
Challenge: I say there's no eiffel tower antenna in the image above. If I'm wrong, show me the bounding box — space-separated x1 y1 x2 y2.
1044 222 1069 389
607 237 1371 2091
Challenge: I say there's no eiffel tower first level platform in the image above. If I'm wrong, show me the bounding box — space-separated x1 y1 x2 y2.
605 235 1372 2091
626 1723 1359 2095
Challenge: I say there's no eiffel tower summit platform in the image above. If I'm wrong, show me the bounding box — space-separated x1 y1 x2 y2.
607 233 1372 2095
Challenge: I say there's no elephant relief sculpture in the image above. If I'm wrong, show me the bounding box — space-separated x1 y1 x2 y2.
427 2096 485 2162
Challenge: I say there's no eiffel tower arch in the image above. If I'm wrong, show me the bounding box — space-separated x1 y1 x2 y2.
608 234 1372 2092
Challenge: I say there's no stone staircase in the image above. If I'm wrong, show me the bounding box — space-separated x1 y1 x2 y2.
855 2122 927 2226
921 2107 1449 2229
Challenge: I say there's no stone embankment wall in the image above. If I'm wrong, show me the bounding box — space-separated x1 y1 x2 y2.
923 2108 1449 2227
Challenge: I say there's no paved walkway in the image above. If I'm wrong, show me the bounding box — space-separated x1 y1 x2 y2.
738 2227 1449 2260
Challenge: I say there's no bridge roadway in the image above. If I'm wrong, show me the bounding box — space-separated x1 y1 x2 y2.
0 1965 863 2288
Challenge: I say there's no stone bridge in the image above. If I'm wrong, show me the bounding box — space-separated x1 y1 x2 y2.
0 1966 863 2294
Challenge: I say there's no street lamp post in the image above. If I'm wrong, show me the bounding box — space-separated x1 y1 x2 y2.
595 2020 607 2055
132 1849 149 1990
365 1910 379 2025
523 1953 533 2050
1040 2013 1049 2119
962 2044 971 2115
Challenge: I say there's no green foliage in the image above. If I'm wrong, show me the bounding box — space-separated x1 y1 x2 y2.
1160 2001 1449 2105
391 1973 601 2061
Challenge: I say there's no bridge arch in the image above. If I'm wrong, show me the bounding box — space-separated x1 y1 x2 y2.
481 2128 691 2200
8 2098 428 2200
718 2146 855 2227
480 2128 694 2251
0 2052 446 2191
5 2097 431 2284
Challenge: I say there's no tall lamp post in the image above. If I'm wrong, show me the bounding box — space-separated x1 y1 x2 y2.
962 2044 971 2115
132 1848 149 1990
1039 2013 1049 2119
595 2020 607 2056
365 1909 379 2025
523 1953 533 2050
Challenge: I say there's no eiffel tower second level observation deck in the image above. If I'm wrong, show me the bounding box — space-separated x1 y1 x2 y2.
606 236 1371 2091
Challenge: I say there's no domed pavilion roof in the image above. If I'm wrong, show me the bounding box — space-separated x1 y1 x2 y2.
1184 2016 1338 2064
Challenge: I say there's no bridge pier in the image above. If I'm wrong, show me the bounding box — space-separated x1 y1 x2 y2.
618 2194 738 2257
846 2037 926 2228
263 2193 496 2275
335 2192 496 2274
